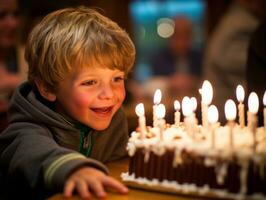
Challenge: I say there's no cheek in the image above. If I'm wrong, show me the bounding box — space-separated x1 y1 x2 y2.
73 93 91 108
66 92 91 116
116 86 126 102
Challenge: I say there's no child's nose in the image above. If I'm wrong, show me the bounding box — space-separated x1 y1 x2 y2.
99 84 114 99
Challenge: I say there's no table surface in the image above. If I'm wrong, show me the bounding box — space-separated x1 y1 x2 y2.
48 158 202 200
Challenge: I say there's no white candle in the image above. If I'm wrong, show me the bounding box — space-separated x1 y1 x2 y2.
248 92 259 151
182 96 193 138
263 91 266 129
200 80 213 128
174 100 181 127
208 105 219 148
135 103 146 139
190 97 198 124
155 103 166 140
153 89 162 127
191 97 197 112
225 99 237 149
236 85 245 128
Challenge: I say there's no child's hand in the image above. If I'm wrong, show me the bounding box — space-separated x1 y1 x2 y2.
63 167 128 199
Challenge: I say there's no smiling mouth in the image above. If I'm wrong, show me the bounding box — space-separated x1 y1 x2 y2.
91 106 113 115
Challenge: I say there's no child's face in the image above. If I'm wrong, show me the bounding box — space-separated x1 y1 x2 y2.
54 65 126 131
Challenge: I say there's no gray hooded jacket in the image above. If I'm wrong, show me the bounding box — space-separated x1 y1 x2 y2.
0 82 128 199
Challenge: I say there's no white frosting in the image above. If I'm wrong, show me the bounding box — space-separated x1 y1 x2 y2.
127 124 266 162
126 123 266 197
121 172 266 200
215 162 228 185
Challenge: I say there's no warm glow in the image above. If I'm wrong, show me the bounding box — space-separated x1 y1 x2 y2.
155 104 166 119
157 18 175 38
190 97 197 111
208 105 219 124
263 91 266 106
236 85 245 102
135 103 145 117
225 99 237 121
174 100 180 111
153 89 162 105
198 88 202 95
201 80 213 105
182 96 192 117
248 92 259 114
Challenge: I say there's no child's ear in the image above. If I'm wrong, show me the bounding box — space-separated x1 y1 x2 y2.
34 79 56 101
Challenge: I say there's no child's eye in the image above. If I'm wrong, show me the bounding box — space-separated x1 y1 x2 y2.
113 76 125 82
82 80 97 86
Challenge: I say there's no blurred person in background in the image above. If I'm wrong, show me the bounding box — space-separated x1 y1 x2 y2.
246 21 266 126
0 0 27 131
203 0 266 124
146 16 202 98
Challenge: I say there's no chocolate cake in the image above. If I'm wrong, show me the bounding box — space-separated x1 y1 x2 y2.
122 124 266 200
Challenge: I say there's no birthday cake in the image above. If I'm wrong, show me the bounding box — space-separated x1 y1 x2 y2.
122 82 266 200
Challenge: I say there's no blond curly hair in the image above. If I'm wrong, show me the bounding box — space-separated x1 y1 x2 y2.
25 6 135 91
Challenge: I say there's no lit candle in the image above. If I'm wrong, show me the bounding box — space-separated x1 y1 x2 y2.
236 85 245 128
263 91 266 129
155 103 166 140
191 97 197 113
190 97 198 134
174 100 181 127
225 99 237 149
182 97 192 117
135 103 146 139
248 92 259 151
153 89 162 127
200 80 213 129
190 97 198 123
208 105 219 148
182 96 193 138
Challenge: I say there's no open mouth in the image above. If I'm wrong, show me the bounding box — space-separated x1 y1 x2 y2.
91 106 113 115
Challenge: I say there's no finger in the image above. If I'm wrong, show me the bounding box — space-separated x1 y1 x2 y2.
103 177 129 194
63 181 75 198
76 180 91 199
89 181 107 198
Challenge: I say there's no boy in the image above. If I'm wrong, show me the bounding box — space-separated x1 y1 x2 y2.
0 6 135 199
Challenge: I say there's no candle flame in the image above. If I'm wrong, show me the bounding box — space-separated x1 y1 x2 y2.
208 105 218 123
263 91 266 106
174 100 180 111
201 80 213 105
153 89 162 105
198 88 202 95
182 96 192 117
248 92 259 114
155 103 165 118
190 97 197 111
236 85 245 102
225 99 236 121
135 103 145 117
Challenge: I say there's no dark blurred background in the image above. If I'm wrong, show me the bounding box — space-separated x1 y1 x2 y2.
16 0 232 78
1 0 266 130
